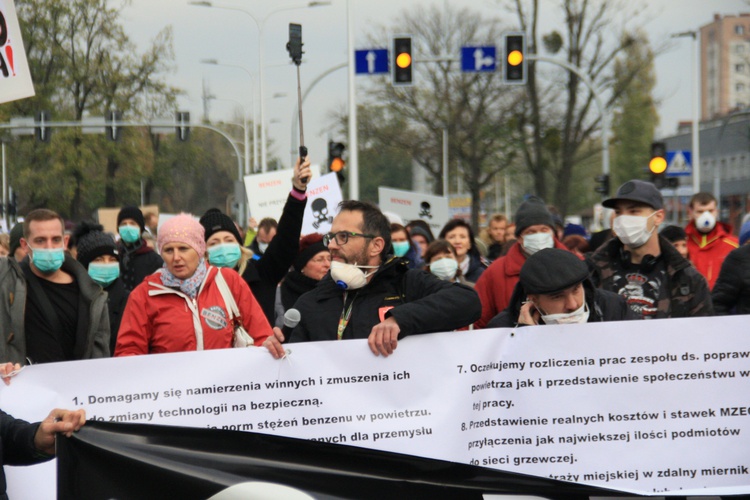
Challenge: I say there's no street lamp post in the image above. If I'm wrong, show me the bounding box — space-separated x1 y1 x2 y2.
189 1 331 172
200 59 257 174
672 30 701 194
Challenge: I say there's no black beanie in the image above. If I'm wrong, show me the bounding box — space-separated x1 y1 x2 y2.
199 208 242 244
9 223 23 257
117 206 145 233
514 197 555 237
520 248 588 295
660 225 686 243
294 233 328 271
74 221 118 269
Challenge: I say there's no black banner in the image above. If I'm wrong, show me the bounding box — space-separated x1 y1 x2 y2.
56 421 628 499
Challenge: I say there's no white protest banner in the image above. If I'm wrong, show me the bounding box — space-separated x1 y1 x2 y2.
378 187 449 235
301 172 342 235
244 165 322 221
2 316 749 498
0 0 34 104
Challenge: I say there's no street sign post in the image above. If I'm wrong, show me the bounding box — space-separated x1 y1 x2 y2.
666 150 692 177
461 46 496 72
355 49 389 75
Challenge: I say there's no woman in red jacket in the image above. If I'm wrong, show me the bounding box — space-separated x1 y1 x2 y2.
115 214 271 356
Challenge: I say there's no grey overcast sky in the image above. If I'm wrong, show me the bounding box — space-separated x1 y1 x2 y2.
121 0 748 171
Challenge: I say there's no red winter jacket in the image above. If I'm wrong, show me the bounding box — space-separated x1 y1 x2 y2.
474 239 570 329
685 221 739 290
115 265 271 356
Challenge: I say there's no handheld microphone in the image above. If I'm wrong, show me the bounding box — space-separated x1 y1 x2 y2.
281 308 301 342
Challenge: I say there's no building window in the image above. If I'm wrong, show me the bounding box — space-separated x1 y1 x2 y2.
737 83 746 92
736 43 746 54
736 63 745 73
736 25 745 35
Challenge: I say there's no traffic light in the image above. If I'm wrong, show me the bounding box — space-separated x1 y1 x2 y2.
594 174 610 196
106 110 123 141
328 141 346 183
392 36 413 86
504 33 526 84
35 111 51 142
175 111 190 142
649 141 667 187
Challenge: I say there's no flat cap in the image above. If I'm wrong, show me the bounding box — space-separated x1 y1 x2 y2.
519 248 589 295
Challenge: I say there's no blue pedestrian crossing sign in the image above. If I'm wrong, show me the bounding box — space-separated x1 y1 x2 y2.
355 49 389 75
666 150 692 177
461 46 496 72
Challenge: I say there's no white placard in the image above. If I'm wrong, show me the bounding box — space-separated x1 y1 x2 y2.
0 0 35 103
301 172 343 235
244 166 322 222
378 187 449 235
2 316 749 498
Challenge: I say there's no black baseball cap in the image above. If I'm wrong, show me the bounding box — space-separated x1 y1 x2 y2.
603 180 663 210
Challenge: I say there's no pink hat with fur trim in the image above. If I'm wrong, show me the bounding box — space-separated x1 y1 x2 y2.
157 213 206 256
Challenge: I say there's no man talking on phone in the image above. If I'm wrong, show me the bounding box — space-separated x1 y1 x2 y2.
487 248 638 328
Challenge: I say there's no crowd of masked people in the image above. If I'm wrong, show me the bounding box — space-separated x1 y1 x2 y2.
3 170 748 369
1 164 750 488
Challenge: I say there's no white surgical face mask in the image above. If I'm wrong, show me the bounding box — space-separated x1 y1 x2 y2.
257 241 269 254
613 213 655 248
522 232 554 255
538 301 589 325
330 260 379 290
695 211 717 233
429 257 458 280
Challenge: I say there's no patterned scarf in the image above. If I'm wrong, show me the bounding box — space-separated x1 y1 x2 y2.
160 259 208 299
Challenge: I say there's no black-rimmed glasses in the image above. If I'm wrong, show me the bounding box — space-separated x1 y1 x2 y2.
323 231 376 246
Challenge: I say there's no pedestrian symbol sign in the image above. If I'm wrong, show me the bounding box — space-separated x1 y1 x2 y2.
666 150 692 177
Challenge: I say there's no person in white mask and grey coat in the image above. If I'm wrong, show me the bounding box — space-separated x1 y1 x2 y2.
588 180 712 319
488 248 638 328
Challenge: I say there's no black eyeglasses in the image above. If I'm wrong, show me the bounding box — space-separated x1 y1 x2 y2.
323 231 376 246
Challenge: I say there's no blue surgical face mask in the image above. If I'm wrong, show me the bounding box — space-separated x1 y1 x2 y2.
392 241 410 258
118 225 141 244
88 262 120 287
30 247 65 273
207 242 242 268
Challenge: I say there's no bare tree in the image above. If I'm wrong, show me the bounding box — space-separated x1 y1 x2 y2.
508 0 653 216
369 4 520 230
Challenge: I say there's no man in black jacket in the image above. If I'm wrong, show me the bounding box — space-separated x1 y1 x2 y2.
264 200 481 358
588 180 713 318
712 243 750 315
488 248 637 328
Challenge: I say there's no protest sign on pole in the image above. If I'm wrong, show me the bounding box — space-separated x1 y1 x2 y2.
245 165 322 222
0 0 35 104
378 187 449 235
301 172 342 235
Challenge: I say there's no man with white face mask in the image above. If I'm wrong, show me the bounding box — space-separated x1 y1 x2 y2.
474 197 573 329
263 200 481 358
684 192 738 289
487 249 637 328
589 180 712 319
0 209 111 364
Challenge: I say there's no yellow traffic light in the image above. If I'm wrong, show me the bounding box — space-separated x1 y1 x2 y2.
649 156 667 174
396 52 412 69
507 50 523 66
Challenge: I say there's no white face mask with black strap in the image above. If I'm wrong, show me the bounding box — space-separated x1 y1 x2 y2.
330 261 379 290
522 232 554 255
695 211 717 233
613 213 656 248
537 301 590 325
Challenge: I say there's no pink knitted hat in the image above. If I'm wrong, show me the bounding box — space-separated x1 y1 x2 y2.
157 213 206 256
